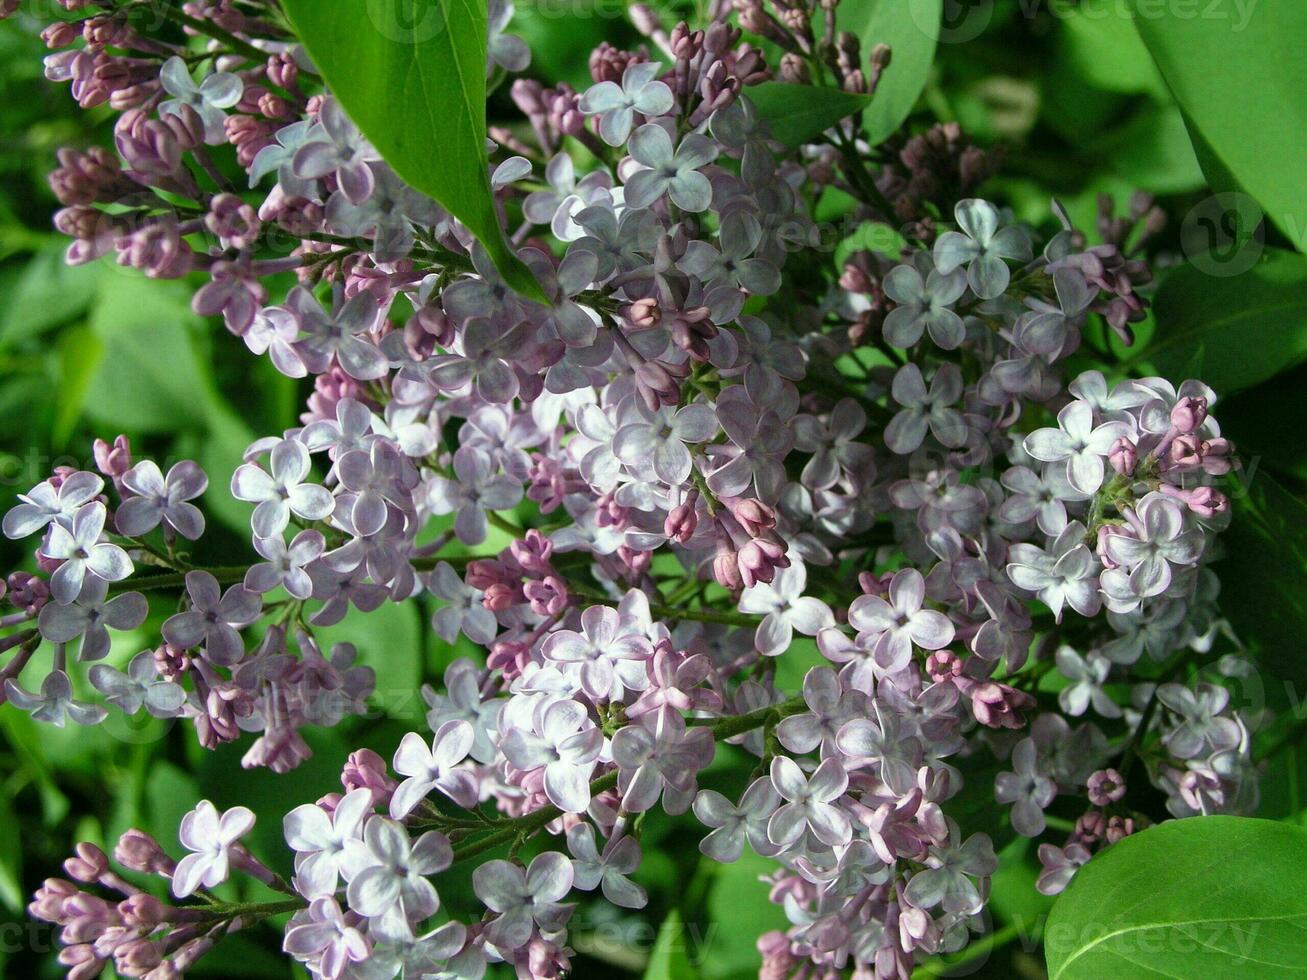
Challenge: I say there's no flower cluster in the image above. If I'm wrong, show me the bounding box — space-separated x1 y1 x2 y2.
6 0 1257 977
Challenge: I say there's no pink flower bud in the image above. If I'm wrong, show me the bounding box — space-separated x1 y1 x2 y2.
1108 436 1137 475
1170 395 1208 434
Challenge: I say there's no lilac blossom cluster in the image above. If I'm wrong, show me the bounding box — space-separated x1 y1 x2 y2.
2 0 1258 977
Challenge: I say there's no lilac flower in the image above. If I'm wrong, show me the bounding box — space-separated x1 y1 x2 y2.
624 124 717 212
571 204 660 280
542 605 653 702
335 440 412 538
613 402 717 486
44 502 133 604
283 897 370 980
428 561 497 645
678 211 781 296
487 0 530 73
425 447 523 546
88 652 186 717
792 398 874 490
1024 400 1132 495
158 57 242 144
1055 646 1122 718
1015 267 1095 356
232 438 335 537
692 777 781 862
283 789 374 899
245 530 325 599
1036 842 1091 896
472 852 574 950
580 62 674 146
346 819 450 930
114 459 207 540
775 667 866 755
903 823 996 914
738 564 834 658
611 708 714 814
994 738 1056 836
835 711 922 796
428 318 520 403
172 800 256 897
293 98 381 203
325 163 440 263
162 571 262 665
997 464 1088 536
884 363 968 455
424 660 499 763
933 198 1032 299
1103 492 1202 599
767 756 851 847
1006 522 1101 622
1157 683 1242 759
882 258 968 349
501 698 602 813
389 719 477 818
706 387 793 500
289 286 389 382
36 576 147 661
3 669 105 727
243 305 307 378
847 568 955 667
3 470 102 539
566 824 646 909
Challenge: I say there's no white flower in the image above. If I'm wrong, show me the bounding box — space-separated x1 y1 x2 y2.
172 800 255 897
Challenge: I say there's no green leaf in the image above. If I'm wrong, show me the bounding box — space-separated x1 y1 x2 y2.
281 0 545 301
1129 2 1307 251
834 220 908 267
1143 248 1307 395
0 242 102 346
1045 816 1307 979
1055 0 1167 97
838 0 941 146
700 851 790 979
1214 471 1307 685
313 595 423 719
53 323 104 448
748 82 870 147
644 908 698 980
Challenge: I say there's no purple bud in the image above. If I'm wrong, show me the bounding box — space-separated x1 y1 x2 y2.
1170 395 1208 434
1108 436 1136 475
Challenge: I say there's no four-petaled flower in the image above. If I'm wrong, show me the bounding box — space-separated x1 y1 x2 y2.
44 501 133 604
231 438 336 538
501 698 602 814
115 460 208 540
472 851 574 950
389 719 478 818
158 57 242 144
162 570 262 665
933 198 1032 299
579 62 674 146
847 568 955 668
624 124 718 212
1024 399 1132 495
172 800 256 897
767 756 852 848
612 401 717 487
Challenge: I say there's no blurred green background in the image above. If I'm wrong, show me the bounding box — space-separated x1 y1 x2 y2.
0 1 1305 977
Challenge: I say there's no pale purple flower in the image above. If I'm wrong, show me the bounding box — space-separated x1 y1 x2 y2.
1157 682 1242 760
767 756 851 848
428 561 497 645
792 398 874 490
571 204 660 280
346 818 450 930
882 258 967 349
933 198 1032 299
3 470 102 539
423 659 499 763
335 440 412 538
245 529 325 599
162 571 261 665
835 711 922 796
775 667 865 755
1035 842 1091 896
994 737 1055 837
44 502 133 604
613 402 717 486
566 824 646 909
706 387 793 500
847 568 955 667
884 363 967 455
290 286 389 382
1103 492 1202 599
611 708 714 814
903 823 996 914
738 564 833 658
1024 400 1132 495
283 897 370 980
326 163 440 263
1015 267 1095 356
678 211 781 296
472 851 574 950
486 0 530 72
3 669 105 727
997 464 1087 536
1006 522 1102 622
115 460 207 540
428 319 520 404
580 62 674 146
541 605 653 702
172 800 256 897
231 438 335 537
501 698 602 813
425 447 523 546
243 305 307 378
284 788 374 899
692 777 781 863
88 651 186 717
158 57 242 144
624 124 717 212
293 98 380 203
1055 646 1121 718
389 719 477 818
36 576 147 661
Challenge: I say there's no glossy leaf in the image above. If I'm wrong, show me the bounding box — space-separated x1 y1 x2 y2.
1046 817 1307 978
281 0 545 301
1129 2 1307 251
838 0 941 146
748 82 870 147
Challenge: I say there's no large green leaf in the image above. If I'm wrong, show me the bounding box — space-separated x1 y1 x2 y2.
1143 248 1307 395
1129 2 1307 251
747 82 870 147
1046 817 1307 978
281 0 545 301
643 908 698 980
838 0 942 146
1215 471 1307 685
